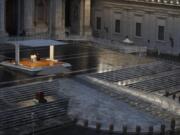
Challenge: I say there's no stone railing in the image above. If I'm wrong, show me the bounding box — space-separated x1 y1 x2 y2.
127 0 180 6
72 117 178 135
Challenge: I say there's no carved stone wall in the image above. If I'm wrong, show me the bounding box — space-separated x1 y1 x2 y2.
0 0 92 39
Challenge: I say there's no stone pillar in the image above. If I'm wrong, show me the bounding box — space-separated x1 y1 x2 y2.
52 0 65 39
17 0 22 35
123 9 129 38
85 0 92 37
80 0 92 38
174 15 180 55
24 0 35 35
80 0 84 36
129 10 133 40
15 44 20 65
0 0 7 37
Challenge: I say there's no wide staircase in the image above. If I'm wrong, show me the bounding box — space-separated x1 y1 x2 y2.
89 61 178 85
126 72 180 93
77 61 180 130
0 81 62 105
88 61 180 101
0 80 74 135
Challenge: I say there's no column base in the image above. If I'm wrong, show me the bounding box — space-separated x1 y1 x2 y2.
52 30 66 40
0 31 9 42
24 28 35 36
84 26 92 38
0 31 8 37
84 31 92 38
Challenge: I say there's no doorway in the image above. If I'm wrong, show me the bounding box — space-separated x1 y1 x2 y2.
6 0 19 36
65 0 81 35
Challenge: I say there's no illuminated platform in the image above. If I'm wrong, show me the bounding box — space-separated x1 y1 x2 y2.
0 39 71 75
20 59 61 68
0 60 71 75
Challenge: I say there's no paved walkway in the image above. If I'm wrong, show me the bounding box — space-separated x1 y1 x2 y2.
58 78 168 132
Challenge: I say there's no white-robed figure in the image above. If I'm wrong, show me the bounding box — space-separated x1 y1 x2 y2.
30 54 37 62
123 36 134 45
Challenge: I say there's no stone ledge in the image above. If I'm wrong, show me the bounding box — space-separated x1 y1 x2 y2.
84 75 180 116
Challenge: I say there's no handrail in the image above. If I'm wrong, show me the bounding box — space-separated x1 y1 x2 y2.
72 117 178 134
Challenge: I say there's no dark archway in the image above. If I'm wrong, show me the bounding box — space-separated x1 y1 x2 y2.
65 0 80 35
6 0 18 36
34 0 49 26
65 0 71 28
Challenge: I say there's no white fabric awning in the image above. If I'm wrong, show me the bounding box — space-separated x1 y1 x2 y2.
123 38 134 44
7 39 68 47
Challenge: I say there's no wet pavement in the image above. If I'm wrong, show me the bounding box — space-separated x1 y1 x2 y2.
58 78 168 132
0 42 154 87
0 42 177 134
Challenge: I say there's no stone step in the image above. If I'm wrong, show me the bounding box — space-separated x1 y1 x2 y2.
127 72 180 92
90 62 178 83
0 99 69 130
0 80 67 104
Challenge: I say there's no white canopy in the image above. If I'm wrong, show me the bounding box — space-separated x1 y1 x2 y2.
6 39 68 65
123 38 134 44
7 39 68 47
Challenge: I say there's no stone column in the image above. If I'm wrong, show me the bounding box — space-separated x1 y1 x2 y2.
82 0 92 38
24 0 35 35
173 14 180 55
52 0 65 39
80 0 84 36
0 0 7 37
85 0 92 37
123 9 129 38
15 44 20 65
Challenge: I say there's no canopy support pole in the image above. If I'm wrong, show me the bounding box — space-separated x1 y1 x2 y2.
15 44 20 65
49 45 54 61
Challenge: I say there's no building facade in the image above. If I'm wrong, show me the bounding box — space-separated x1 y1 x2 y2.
0 0 180 55
92 0 180 56
0 0 91 39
